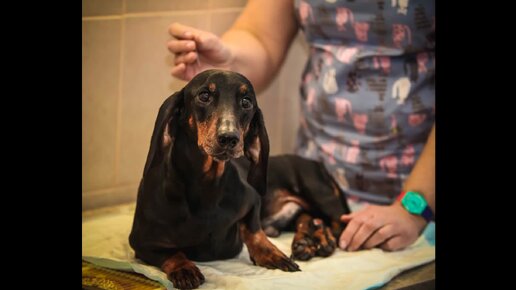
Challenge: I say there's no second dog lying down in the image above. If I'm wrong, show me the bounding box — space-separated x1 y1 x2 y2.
233 154 350 261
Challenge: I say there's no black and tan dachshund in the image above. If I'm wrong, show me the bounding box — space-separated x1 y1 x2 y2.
129 69 351 289
129 69 300 289
234 155 351 261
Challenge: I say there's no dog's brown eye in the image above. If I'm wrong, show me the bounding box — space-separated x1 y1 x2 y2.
198 92 211 103
241 97 253 110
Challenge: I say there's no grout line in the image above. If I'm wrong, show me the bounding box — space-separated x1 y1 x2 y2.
83 183 139 197
82 15 123 21
82 7 243 21
114 1 126 185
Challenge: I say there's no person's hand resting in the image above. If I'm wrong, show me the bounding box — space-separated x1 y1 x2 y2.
338 203 427 252
167 23 232 81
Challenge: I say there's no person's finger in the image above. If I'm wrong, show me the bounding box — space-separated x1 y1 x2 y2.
347 218 383 251
338 217 364 250
341 205 371 222
340 213 355 222
171 63 187 80
169 23 220 56
193 32 219 51
362 224 396 249
167 40 196 54
168 23 198 40
379 235 407 252
174 51 198 65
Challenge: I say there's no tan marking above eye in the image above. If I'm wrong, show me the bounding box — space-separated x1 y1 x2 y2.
239 84 248 94
209 83 216 92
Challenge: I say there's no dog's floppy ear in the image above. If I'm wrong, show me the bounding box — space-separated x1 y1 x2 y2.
244 108 270 195
142 90 185 177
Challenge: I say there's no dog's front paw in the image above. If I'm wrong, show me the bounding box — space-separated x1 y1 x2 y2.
251 247 301 272
291 218 337 260
241 226 300 272
313 219 337 257
167 264 205 289
291 236 316 261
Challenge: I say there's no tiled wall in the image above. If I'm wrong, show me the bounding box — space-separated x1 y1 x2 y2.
82 0 308 210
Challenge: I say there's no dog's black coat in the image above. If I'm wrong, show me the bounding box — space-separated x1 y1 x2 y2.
129 69 298 289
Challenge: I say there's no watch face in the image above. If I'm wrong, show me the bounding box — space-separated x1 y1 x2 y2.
401 191 427 215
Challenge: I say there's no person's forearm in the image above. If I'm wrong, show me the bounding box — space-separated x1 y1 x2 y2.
221 30 277 92
219 0 298 93
401 124 435 212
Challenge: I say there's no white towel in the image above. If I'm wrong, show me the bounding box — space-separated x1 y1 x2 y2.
82 204 435 290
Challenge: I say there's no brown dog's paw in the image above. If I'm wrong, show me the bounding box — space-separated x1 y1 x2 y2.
242 227 300 272
291 236 316 261
313 220 337 257
167 264 205 289
291 218 337 260
253 250 301 272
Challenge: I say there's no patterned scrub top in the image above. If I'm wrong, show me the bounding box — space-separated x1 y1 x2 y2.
293 0 435 204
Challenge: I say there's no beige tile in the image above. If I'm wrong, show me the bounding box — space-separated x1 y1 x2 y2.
82 0 123 16
83 20 121 192
82 183 139 210
278 33 309 153
210 0 247 9
119 15 210 184
209 10 241 36
125 0 209 13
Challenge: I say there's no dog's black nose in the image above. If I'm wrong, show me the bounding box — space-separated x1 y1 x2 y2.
217 132 239 149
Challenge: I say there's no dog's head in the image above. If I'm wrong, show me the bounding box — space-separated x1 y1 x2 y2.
183 70 264 162
143 69 270 194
